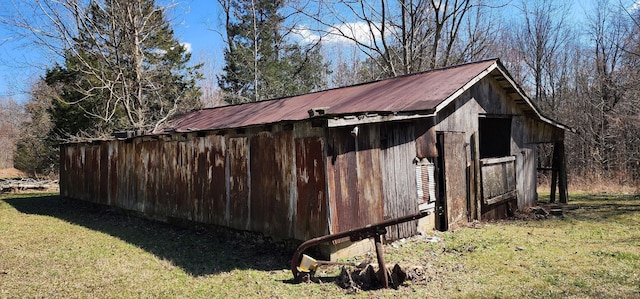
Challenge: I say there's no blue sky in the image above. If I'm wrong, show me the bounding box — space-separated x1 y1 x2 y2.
0 0 225 103
0 0 637 104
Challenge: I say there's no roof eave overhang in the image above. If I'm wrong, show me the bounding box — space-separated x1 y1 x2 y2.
326 111 436 128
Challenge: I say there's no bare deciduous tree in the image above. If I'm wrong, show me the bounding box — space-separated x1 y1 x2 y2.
1 0 201 138
0 98 24 169
296 0 501 80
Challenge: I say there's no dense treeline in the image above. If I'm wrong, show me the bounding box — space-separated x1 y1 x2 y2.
0 0 638 188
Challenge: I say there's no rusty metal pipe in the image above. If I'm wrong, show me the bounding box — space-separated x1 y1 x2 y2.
373 234 388 288
290 209 430 282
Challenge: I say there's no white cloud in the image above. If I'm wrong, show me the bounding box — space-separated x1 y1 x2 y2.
293 22 382 46
181 42 192 53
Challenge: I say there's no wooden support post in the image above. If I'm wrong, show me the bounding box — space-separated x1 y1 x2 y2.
557 141 568 204
471 133 481 221
550 143 559 203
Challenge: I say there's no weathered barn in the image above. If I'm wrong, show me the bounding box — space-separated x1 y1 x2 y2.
60 59 569 258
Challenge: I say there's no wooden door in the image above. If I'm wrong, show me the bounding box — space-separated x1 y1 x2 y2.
436 132 469 230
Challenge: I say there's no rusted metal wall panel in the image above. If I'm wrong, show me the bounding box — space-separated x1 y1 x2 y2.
249 132 276 234
248 130 297 238
273 130 296 238
59 122 324 242
228 136 249 230
327 127 360 234
356 125 384 228
381 123 419 240
209 135 228 226
294 137 328 240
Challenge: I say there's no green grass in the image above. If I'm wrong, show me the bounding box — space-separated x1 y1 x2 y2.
1 192 639 298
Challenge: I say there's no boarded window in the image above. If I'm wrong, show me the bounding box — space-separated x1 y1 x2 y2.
479 117 512 158
415 157 436 211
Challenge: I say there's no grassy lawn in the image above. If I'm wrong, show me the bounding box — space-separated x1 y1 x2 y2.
1 192 639 298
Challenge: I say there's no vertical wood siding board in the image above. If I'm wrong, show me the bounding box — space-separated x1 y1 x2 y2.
132 141 140 212
288 132 298 238
107 143 115 206
344 131 359 230
65 145 73 198
175 141 182 218
326 130 339 235
224 137 231 226
162 141 172 217
250 132 277 234
59 145 65 197
294 138 306 240
138 142 147 214
185 140 194 220
397 125 418 238
156 141 164 217
211 135 227 226
228 137 249 230
91 146 100 204
117 143 125 209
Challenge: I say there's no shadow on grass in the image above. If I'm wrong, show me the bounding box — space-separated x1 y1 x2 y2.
548 193 640 222
3 194 292 277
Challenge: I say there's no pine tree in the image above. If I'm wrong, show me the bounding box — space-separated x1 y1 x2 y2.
46 0 201 137
218 0 327 104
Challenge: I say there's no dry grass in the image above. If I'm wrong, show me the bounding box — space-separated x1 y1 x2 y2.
1 192 639 298
0 168 27 179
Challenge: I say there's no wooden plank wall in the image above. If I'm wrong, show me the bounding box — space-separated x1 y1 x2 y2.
60 122 328 241
326 121 421 241
381 123 419 240
439 132 469 230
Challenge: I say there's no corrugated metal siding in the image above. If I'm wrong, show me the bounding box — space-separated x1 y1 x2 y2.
60 123 330 241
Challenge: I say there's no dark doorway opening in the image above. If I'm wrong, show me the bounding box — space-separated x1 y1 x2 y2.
479 117 512 158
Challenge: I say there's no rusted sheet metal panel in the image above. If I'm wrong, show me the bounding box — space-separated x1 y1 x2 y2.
207 135 228 226
228 137 249 230
355 125 384 228
274 130 296 237
294 137 328 240
327 127 359 235
249 132 275 234
480 156 516 204
62 125 327 242
381 123 418 240
165 61 498 132
249 131 296 238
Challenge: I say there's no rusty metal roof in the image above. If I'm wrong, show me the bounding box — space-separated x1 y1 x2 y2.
163 59 565 133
